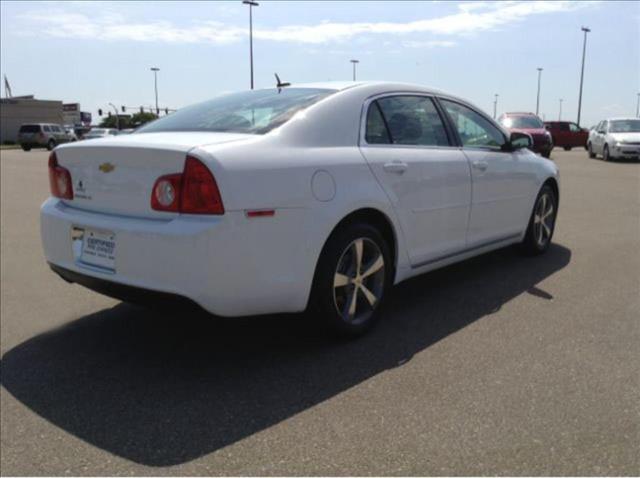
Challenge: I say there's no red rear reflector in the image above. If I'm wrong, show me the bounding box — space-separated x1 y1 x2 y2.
48 152 73 199
150 155 224 215
246 210 275 218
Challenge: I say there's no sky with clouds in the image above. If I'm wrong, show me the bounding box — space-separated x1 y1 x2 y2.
1 0 638 126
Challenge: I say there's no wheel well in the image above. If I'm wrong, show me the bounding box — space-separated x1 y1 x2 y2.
543 178 559 206
329 208 398 268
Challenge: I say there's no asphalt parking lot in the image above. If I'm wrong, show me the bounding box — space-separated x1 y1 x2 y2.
1 148 638 475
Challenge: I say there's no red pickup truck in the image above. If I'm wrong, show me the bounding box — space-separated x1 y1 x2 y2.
544 121 589 151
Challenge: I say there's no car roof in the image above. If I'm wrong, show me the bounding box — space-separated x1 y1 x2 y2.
257 80 450 97
502 112 538 116
605 117 638 121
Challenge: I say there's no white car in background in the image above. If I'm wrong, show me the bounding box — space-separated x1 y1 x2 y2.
587 118 640 161
82 128 120 140
40 82 559 336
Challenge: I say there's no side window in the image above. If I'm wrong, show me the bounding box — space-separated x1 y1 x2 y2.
374 95 449 146
365 102 391 144
569 123 580 132
559 123 570 131
43 125 51 132
440 99 506 150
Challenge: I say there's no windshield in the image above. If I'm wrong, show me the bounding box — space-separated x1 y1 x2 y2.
136 88 335 135
609 119 640 133
501 115 544 129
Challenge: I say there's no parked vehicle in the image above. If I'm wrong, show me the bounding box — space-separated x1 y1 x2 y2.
544 121 589 150
83 128 120 140
18 123 72 151
498 112 553 158
40 82 559 336
587 118 640 161
63 125 78 142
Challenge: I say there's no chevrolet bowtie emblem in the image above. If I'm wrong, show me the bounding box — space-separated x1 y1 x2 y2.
98 162 115 173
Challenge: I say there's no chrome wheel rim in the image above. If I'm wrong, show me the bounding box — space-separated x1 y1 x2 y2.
333 238 385 324
533 192 555 248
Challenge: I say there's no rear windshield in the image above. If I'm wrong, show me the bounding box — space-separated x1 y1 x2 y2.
500 116 544 129
136 88 335 135
609 119 640 133
19 124 40 133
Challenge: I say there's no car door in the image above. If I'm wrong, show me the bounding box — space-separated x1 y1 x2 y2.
556 122 571 147
594 121 607 154
438 98 539 247
569 122 587 147
359 94 472 267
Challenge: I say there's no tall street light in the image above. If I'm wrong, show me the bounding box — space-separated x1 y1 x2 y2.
493 93 499 119
636 93 640 118
243 0 259 89
350 59 359 81
559 98 563 120
536 67 543 116
577 26 590 126
150 67 160 115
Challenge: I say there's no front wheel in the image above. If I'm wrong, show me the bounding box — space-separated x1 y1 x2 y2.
588 142 596 158
309 222 393 337
521 185 558 255
603 144 611 162
21 145 31 151
563 146 571 151
46 139 56 151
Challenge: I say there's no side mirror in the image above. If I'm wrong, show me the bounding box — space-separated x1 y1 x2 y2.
507 131 533 150
598 129 606 134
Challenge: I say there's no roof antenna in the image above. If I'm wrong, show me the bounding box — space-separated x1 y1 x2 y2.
275 73 291 92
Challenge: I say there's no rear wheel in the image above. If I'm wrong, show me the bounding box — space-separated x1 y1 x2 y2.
309 222 392 337
46 139 56 151
603 144 610 161
588 142 596 158
521 184 557 255
21 145 31 151
563 146 571 151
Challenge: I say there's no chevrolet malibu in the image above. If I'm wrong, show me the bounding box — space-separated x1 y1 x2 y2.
41 82 560 335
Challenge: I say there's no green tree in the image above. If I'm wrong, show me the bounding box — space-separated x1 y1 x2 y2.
130 112 158 127
98 115 131 129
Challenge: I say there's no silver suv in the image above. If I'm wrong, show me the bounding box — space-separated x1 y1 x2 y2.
17 123 74 151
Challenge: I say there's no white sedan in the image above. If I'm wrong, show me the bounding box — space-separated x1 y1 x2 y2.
41 82 559 335
587 118 640 161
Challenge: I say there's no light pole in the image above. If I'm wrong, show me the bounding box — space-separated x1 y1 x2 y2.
150 67 160 115
350 59 359 81
577 26 590 126
536 67 543 116
493 93 499 119
108 102 120 130
242 0 259 89
559 98 563 120
636 93 639 117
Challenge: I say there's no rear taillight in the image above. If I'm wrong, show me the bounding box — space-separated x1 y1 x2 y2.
151 155 224 215
48 152 73 199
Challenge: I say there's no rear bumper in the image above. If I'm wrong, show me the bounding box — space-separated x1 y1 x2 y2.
50 263 200 310
40 198 314 316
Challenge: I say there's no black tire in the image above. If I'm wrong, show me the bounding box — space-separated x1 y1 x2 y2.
21 145 31 152
542 150 551 159
603 144 610 162
563 146 571 151
521 184 558 256
46 139 56 151
588 142 596 158
309 222 393 337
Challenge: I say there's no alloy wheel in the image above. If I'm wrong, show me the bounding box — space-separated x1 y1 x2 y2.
533 192 555 248
333 238 385 324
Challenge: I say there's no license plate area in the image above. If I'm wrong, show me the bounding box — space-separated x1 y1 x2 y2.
72 226 116 272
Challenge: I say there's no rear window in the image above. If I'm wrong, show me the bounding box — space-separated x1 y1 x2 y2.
500 115 544 129
19 124 40 133
136 88 335 135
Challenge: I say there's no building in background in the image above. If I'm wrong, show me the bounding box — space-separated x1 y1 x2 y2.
0 96 89 143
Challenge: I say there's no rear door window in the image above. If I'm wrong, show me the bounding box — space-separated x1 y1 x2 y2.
43 125 51 132
371 95 450 146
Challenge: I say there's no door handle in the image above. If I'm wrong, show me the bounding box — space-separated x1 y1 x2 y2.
472 160 488 171
383 161 408 174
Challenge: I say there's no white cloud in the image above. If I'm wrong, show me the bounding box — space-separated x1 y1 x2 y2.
16 1 593 45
